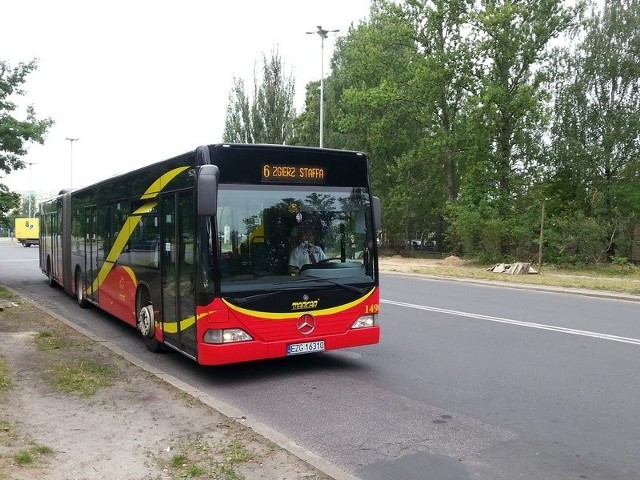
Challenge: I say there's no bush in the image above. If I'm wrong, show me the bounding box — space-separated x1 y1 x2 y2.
611 255 630 267
446 202 537 263
543 212 608 265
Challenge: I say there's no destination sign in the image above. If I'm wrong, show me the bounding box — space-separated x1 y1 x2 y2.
262 164 326 184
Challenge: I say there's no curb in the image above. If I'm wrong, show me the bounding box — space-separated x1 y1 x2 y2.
8 286 359 480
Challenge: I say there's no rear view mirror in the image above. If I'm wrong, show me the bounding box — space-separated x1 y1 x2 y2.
197 165 219 216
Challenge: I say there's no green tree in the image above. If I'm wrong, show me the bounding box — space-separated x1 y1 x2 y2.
223 77 253 143
393 0 476 249
322 0 475 248
450 0 575 257
549 0 640 259
330 4 426 245
291 79 321 147
0 59 53 223
0 184 20 231
223 49 296 144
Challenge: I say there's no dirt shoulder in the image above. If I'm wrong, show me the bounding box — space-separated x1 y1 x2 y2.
378 255 466 273
0 291 336 480
378 254 640 299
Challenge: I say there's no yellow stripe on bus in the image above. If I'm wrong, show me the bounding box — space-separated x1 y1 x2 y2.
161 311 212 334
140 166 189 199
120 266 136 284
87 203 155 294
87 165 189 295
221 288 376 320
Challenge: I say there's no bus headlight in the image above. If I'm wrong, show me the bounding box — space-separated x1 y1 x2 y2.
204 328 253 344
351 314 376 329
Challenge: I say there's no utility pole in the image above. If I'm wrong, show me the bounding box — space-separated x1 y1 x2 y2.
65 137 79 188
306 26 339 148
27 162 37 217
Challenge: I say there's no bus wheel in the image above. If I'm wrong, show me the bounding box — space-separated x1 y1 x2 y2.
47 258 56 288
75 269 89 308
137 293 163 353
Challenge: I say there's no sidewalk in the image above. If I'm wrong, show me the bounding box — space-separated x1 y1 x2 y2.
0 288 353 480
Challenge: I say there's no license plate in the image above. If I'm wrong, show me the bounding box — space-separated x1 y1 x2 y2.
287 340 325 355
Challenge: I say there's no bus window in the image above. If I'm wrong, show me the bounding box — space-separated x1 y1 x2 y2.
214 184 376 293
129 209 159 268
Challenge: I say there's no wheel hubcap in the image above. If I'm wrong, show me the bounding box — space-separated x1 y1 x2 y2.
77 275 83 301
139 306 153 338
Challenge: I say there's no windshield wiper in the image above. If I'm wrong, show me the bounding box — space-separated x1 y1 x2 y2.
229 290 283 305
285 276 369 295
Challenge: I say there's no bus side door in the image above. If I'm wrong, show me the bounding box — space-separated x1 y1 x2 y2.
160 191 196 357
86 206 100 304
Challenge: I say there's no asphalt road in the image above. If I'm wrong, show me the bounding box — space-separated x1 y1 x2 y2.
2 239 639 479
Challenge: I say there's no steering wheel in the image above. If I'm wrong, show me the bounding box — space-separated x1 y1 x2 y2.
299 257 342 273
316 257 342 264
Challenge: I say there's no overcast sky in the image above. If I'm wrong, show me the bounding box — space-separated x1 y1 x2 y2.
2 0 371 197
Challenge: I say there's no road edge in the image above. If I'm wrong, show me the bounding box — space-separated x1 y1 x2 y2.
380 269 640 303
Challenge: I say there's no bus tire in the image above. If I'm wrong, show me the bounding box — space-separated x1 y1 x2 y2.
137 290 163 353
47 258 56 288
75 268 90 308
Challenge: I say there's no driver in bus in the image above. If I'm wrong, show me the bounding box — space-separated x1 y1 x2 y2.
288 226 326 275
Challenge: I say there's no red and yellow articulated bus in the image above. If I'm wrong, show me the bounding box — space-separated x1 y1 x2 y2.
40 144 381 365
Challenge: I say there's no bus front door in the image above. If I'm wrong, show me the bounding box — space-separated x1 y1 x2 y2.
160 192 196 358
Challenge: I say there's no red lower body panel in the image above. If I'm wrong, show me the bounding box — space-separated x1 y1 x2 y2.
196 326 380 366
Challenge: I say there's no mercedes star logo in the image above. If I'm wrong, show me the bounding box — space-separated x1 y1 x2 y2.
297 314 316 335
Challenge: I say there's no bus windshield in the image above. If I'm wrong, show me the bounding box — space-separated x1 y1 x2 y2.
214 184 376 293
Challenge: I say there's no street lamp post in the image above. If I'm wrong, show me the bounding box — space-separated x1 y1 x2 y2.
65 137 79 188
27 162 36 218
307 25 339 148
